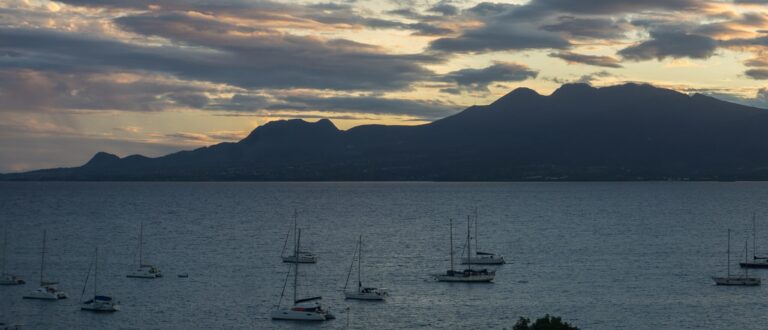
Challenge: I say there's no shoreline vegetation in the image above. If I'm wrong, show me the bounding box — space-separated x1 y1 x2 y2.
512 315 580 330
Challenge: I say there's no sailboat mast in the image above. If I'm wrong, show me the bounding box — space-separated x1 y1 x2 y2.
94 247 99 296
138 222 143 266
753 213 757 259
745 239 749 278
358 235 362 289
474 208 478 255
2 228 6 275
449 219 454 272
40 230 46 285
727 229 731 277
467 216 472 270
294 228 300 304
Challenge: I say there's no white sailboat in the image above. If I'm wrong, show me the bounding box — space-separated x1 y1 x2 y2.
127 222 162 278
461 209 505 265
344 235 388 300
281 210 317 264
271 229 334 321
740 213 768 268
23 230 67 300
81 247 119 312
434 217 495 282
0 229 25 285
712 229 760 286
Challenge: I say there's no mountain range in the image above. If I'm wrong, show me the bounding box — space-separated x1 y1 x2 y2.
4 83 768 181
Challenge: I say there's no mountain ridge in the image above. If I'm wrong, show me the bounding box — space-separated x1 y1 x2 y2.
4 83 768 181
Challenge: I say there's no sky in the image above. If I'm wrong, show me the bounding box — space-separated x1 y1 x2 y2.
1 0 768 172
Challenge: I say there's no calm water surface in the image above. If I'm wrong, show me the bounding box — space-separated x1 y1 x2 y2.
1 182 768 329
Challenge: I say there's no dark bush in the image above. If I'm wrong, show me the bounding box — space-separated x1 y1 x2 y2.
512 314 579 330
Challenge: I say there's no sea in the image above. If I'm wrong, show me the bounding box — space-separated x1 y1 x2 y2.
1 182 768 329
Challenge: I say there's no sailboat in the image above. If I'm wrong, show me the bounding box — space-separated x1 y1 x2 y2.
461 209 505 265
712 229 760 286
344 235 388 300
281 210 317 264
0 228 25 285
23 230 68 299
81 247 119 312
434 217 495 282
271 229 335 321
127 222 162 278
740 213 768 268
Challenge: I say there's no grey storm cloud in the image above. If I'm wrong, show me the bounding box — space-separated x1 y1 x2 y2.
429 23 570 53
575 71 613 84
0 24 436 91
541 16 631 40
465 2 519 17
745 68 768 80
549 52 623 68
722 36 768 48
58 0 445 36
428 0 702 54
427 3 460 16
439 62 539 92
518 0 707 16
265 95 461 120
0 69 208 112
619 31 718 61
206 92 461 120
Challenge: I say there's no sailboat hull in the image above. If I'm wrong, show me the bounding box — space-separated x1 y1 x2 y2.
81 300 119 312
712 276 761 286
435 273 495 282
739 262 768 269
127 265 162 278
460 256 505 265
23 287 67 300
281 254 317 263
0 274 25 285
344 289 387 300
271 309 330 321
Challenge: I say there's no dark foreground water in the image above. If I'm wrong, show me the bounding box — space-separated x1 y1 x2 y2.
2 182 768 329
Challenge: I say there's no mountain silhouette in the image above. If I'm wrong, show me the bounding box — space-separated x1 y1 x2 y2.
4 83 768 181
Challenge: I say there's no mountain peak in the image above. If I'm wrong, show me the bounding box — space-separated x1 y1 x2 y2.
551 83 596 97
83 152 120 167
490 87 542 107
241 118 340 144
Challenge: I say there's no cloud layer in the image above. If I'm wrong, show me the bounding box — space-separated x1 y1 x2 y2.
1 0 768 171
